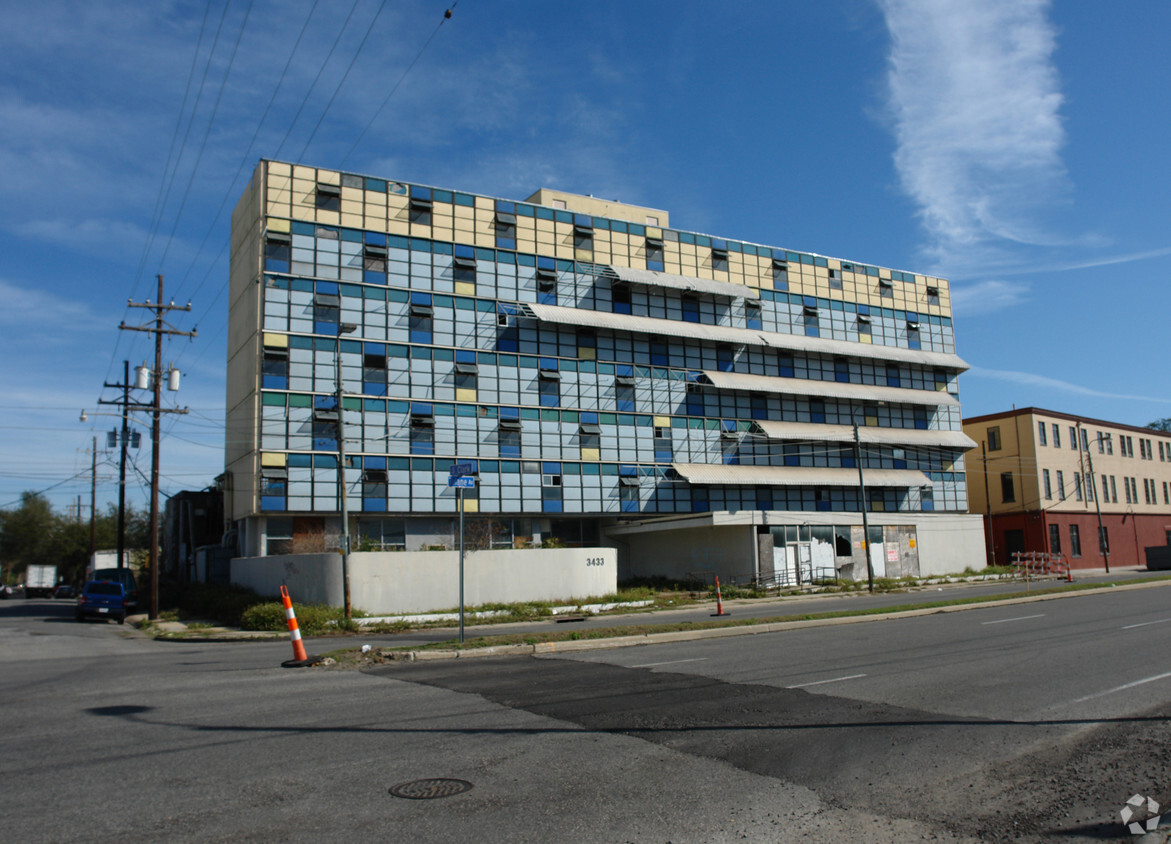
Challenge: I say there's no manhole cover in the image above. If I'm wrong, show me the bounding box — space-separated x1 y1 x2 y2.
389 778 474 800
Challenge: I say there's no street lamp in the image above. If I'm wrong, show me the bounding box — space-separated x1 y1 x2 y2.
336 322 358 620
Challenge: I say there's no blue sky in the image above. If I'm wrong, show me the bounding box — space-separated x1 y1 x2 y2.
1 0 1168 514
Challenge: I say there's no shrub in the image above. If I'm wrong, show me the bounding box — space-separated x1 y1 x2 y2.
240 601 350 635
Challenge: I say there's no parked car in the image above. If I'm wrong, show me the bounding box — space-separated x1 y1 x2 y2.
76 581 127 624
90 568 138 610
53 585 76 599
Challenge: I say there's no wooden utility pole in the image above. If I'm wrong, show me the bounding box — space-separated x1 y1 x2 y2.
119 275 195 618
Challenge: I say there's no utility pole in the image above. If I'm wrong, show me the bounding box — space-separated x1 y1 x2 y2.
982 440 993 566
335 323 357 620
119 275 195 619
99 360 133 568
89 435 97 568
852 421 875 593
1080 424 1110 573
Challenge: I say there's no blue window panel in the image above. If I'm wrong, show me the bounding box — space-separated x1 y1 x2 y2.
893 459 907 469
654 450 673 462
363 381 387 396
816 499 831 512
841 454 856 468
779 357 795 378
363 499 387 512
691 497 709 513
613 301 632 315
263 375 288 390
751 396 767 420
746 315 762 330
364 270 386 285
314 436 337 452
908 337 921 350
647 260 664 272
260 496 286 511
496 237 516 251
921 499 935 511
500 443 521 459
316 321 339 336
410 329 433 344
755 493 772 510
686 400 704 416
682 299 699 323
542 499 563 513
835 361 850 383
266 259 290 274
621 499 639 513
650 345 669 366
805 324 819 338
580 411 598 424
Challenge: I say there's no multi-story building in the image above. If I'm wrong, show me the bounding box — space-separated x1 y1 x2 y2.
226 159 984 584
963 408 1171 569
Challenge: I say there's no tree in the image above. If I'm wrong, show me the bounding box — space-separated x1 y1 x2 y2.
1146 418 1171 433
0 492 57 578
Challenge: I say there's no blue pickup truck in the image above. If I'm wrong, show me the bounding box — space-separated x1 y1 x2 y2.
75 581 127 624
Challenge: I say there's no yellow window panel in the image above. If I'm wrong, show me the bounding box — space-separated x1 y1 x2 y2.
454 282 475 296
462 499 479 514
262 332 288 348
316 169 340 186
266 217 291 233
341 214 362 229
268 161 292 177
316 210 339 227
653 416 670 427
292 165 315 181
261 452 287 467
578 347 595 360
580 447 600 461
456 388 477 402
575 248 593 262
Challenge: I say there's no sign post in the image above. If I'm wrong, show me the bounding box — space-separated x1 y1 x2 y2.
448 464 476 643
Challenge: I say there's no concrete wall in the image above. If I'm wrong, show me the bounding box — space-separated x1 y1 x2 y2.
231 547 617 614
619 525 757 583
912 514 986 576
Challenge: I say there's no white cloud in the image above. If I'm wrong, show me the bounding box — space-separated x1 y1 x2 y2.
0 277 108 332
949 279 1028 316
879 0 1067 270
966 367 1171 404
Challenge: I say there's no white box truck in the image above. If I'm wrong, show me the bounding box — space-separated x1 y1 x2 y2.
25 565 57 598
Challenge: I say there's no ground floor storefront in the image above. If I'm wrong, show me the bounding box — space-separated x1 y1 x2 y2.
984 511 1171 570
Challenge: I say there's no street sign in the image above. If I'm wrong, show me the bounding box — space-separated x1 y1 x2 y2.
449 462 475 478
448 475 476 488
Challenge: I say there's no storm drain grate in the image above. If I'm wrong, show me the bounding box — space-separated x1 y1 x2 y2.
389 778 474 800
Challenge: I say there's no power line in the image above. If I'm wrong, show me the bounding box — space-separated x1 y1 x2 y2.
296 0 392 162
273 0 364 161
155 0 258 272
174 0 324 304
340 3 458 167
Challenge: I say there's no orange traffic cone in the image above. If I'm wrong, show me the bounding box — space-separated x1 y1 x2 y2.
280 585 318 667
711 576 730 617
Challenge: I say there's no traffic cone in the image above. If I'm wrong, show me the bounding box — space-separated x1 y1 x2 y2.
711 576 730 617
280 585 318 667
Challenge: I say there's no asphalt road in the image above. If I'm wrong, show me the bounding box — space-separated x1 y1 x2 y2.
356 567 1169 648
4 583 1171 842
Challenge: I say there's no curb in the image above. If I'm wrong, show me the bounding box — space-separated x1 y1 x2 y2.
380 578 1171 662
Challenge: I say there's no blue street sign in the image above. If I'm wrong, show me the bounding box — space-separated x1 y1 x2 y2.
448 475 476 488
449 462 475 478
